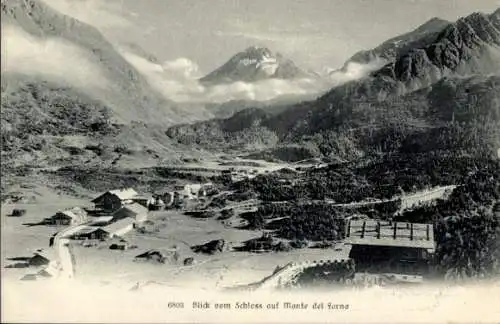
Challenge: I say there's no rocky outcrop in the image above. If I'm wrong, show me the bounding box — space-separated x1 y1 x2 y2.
375 11 500 90
191 239 225 255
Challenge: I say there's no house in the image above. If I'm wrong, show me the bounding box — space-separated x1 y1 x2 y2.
171 183 217 199
162 192 174 206
173 184 192 199
137 220 158 233
29 252 51 267
147 195 165 211
130 195 151 208
112 202 148 222
27 249 58 268
103 217 136 238
173 184 205 200
109 243 129 250
172 192 183 208
45 207 88 226
70 227 110 241
187 184 201 196
91 188 138 213
198 182 217 197
344 219 435 276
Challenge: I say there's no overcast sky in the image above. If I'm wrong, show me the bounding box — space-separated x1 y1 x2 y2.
46 0 500 74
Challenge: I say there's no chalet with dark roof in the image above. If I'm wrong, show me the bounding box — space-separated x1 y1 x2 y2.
344 219 435 276
91 188 138 213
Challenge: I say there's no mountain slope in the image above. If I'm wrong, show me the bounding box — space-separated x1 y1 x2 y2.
199 46 315 85
310 10 500 119
167 75 500 158
346 17 451 66
0 0 212 174
372 11 500 92
0 75 205 170
1 0 187 125
167 10 500 160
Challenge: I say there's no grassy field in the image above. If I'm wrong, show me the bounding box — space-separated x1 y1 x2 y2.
1 170 349 289
71 210 351 288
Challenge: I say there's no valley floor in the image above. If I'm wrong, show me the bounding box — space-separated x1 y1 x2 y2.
2 154 500 324
1 183 349 289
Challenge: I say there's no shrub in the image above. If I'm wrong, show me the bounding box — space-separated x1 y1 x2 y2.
218 209 234 220
10 209 26 217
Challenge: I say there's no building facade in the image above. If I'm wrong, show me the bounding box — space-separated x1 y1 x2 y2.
344 219 435 276
91 188 138 213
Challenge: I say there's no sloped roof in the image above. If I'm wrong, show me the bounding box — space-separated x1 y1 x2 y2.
131 195 150 200
61 224 91 238
57 207 87 223
92 188 138 202
90 216 114 224
72 226 109 235
110 188 138 200
115 202 148 217
103 217 135 234
344 219 435 251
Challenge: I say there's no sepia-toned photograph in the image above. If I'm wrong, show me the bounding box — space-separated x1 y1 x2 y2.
1 0 500 323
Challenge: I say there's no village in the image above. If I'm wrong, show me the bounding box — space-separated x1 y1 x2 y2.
3 181 225 277
1 155 443 289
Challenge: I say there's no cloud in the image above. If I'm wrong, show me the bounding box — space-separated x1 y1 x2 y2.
1 24 109 90
203 78 323 103
2 21 385 107
119 51 204 102
41 0 132 29
162 58 201 79
120 46 385 104
326 58 388 86
121 49 327 103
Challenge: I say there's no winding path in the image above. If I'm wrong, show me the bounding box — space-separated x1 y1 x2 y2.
51 222 89 279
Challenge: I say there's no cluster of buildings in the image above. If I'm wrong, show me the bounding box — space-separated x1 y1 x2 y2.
38 188 151 243
221 169 259 183
162 182 217 208
60 188 151 241
44 183 218 241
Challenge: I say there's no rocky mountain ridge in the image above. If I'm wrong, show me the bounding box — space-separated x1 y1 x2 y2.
167 10 500 161
199 46 316 84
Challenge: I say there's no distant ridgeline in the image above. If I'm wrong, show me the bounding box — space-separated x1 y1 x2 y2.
167 10 500 161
